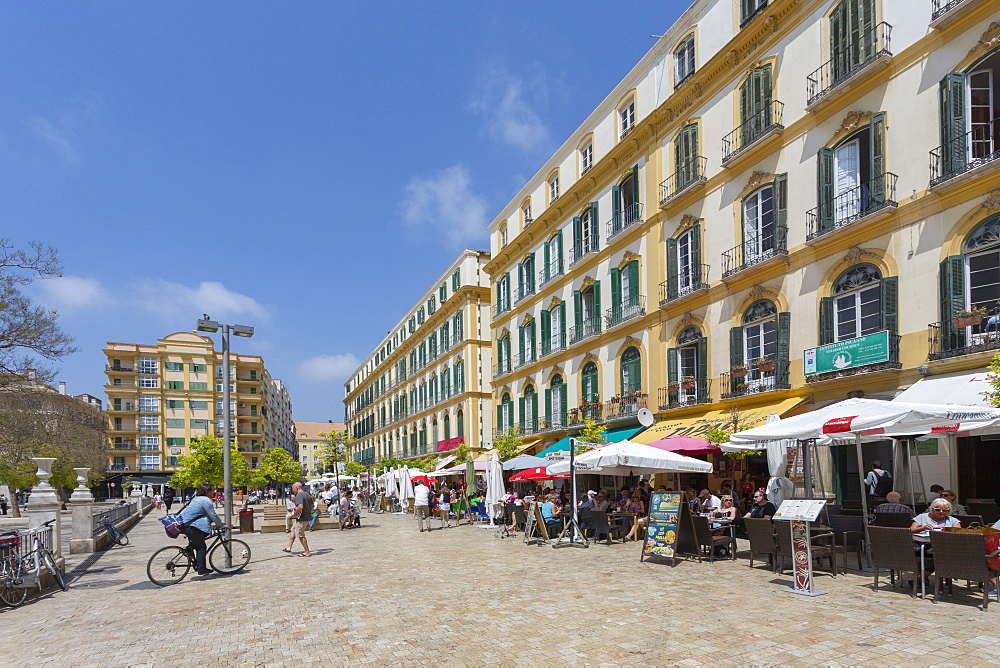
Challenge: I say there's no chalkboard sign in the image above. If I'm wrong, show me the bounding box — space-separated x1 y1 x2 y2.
641 492 693 565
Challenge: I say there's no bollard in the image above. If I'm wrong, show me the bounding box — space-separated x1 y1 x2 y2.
26 457 63 558
69 468 95 554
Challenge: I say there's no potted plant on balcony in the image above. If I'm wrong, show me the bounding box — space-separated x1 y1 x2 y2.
667 380 680 393
953 306 987 329
753 356 776 373
680 375 696 390
730 363 749 378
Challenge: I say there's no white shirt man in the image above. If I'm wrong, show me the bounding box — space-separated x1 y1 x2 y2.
700 489 721 511
413 481 432 532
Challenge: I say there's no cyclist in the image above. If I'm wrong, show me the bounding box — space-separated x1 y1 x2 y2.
179 483 228 576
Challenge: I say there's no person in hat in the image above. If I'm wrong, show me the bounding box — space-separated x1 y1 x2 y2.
699 489 721 513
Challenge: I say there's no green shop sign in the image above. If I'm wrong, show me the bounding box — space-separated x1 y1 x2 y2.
803 330 889 376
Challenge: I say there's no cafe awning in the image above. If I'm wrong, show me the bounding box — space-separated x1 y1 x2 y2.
632 397 809 445
536 425 642 457
893 370 991 407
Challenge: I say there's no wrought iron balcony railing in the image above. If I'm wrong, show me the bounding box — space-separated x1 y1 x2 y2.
932 0 968 21
514 282 536 305
930 118 1000 187
539 264 564 288
540 335 567 358
106 365 135 373
568 403 603 426
720 359 790 399
603 392 648 421
659 265 710 305
660 157 707 205
658 378 713 411
569 317 601 344
606 202 645 240
806 23 892 107
537 416 568 433
722 101 784 164
514 347 537 369
492 297 512 319
605 296 646 329
806 172 898 240
721 223 788 278
569 237 600 267
929 304 1000 360
492 359 512 379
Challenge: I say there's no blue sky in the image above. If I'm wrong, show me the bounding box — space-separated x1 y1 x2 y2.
2 2 685 420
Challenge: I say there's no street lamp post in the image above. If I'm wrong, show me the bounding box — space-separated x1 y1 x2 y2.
196 316 254 551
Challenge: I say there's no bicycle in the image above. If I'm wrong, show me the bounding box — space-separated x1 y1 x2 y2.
0 519 67 607
100 518 129 547
146 527 251 586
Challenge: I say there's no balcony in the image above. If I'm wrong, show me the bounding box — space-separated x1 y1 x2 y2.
721 224 788 279
605 296 646 329
740 0 768 28
806 331 901 382
569 316 601 345
659 157 707 206
105 365 135 373
108 464 131 471
514 347 537 369
514 283 536 305
929 306 1000 360
110 440 137 450
538 264 565 288
569 237 600 267
450 333 464 348
659 266 711 306
109 402 136 412
720 359 791 399
138 464 161 471
806 173 898 241
492 298 512 319
606 203 645 240
620 124 634 141
540 335 566 358
931 0 977 29
929 119 1000 189
603 392 648 421
722 101 784 166
492 359 512 380
240 444 265 453
658 379 713 411
537 417 568 433
806 23 892 110
516 417 540 436
568 403 603 426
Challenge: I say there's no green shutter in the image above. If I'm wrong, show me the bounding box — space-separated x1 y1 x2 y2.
540 309 551 353
495 280 501 307
869 112 886 204
574 290 583 332
531 394 538 431
518 396 525 430
627 261 639 303
631 164 639 208
611 267 622 317
612 185 622 231
544 388 552 421
729 327 744 368
818 148 835 231
666 237 679 300
518 325 525 364
593 280 602 332
590 201 600 247
559 302 567 348
528 252 535 291
496 404 502 432
940 73 966 176
527 321 535 360
774 173 787 249
543 241 551 280
573 216 583 254
830 1 846 81
555 230 564 274
820 297 835 345
667 347 678 405
777 312 791 361
691 221 703 285
696 337 708 402
880 276 898 334
940 256 966 351
560 384 568 424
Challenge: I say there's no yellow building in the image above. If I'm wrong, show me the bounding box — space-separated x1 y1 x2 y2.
104 331 292 486
294 420 344 477
485 0 1000 500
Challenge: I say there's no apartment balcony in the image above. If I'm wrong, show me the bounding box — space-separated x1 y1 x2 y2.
537 417 568 434
569 237 600 268
105 365 135 373
659 158 707 206
721 223 788 279
606 202 645 241
236 373 262 383
603 392 648 421
659 266 711 307
620 123 634 141
138 464 161 471
722 101 784 166
929 307 1000 360
569 316 601 345
110 440 137 451
514 283 536 305
929 119 1000 189
492 360 512 380
492 298 512 319
605 296 646 329
449 333 464 348
239 444 265 453
108 464 131 471
109 402 136 413
658 379 713 411
806 23 892 111
568 403 603 427
514 347 537 369
138 444 160 452
538 264 565 288
720 359 791 400
806 173 899 241
931 0 979 29
540 335 567 359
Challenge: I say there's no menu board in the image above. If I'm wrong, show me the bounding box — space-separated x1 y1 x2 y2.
641 492 684 565
772 499 826 522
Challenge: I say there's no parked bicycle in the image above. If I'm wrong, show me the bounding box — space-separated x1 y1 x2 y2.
99 517 129 547
0 519 68 607
146 527 251 586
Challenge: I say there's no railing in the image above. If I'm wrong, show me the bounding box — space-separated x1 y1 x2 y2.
659 266 711 305
108 464 130 471
660 157 707 204
492 298 511 319
720 359 791 399
569 237 600 267
932 0 968 21
515 418 540 436
658 378 713 410
722 100 784 163
110 402 135 412
138 443 159 452
603 392 648 420
605 296 646 329
568 403 603 426
929 119 1000 187
929 305 1000 360
514 347 537 369
569 317 601 344
450 333 464 348
138 425 159 432
540 334 566 358
806 23 892 106
806 331 901 381
105 365 135 373
606 202 645 240
740 0 768 28
806 172 898 240
138 463 160 471
537 416 568 433
539 264 564 288
111 440 136 450
92 503 136 538
721 223 788 278
492 360 512 379
6 524 54 564
620 124 634 140
514 283 536 305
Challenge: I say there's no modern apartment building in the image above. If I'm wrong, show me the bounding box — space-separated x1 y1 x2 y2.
343 250 492 465
103 331 293 486
294 420 344 477
485 0 1000 499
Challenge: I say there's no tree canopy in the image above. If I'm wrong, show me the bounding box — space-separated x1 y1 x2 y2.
492 428 523 462
169 434 249 489
258 447 302 485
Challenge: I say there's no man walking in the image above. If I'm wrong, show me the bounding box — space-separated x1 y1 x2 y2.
283 482 313 557
414 479 432 532
0 493 8 516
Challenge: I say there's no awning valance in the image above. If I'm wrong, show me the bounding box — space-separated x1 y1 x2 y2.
536 425 642 456
893 371 991 407
632 397 808 445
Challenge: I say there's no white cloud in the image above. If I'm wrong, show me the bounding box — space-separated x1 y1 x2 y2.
24 93 105 165
298 353 360 382
30 275 110 312
131 279 270 324
401 164 488 245
468 67 549 151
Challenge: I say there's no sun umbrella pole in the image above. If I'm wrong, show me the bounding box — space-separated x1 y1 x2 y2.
854 432 874 570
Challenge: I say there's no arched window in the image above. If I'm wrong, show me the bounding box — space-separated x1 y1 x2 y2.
675 33 695 85
620 347 641 393
824 264 884 343
572 202 599 262
521 385 538 434
815 112 886 236
457 410 464 438
728 299 789 396
611 164 641 235
547 375 566 429
939 214 1000 353
497 392 513 433
581 362 599 404
667 326 707 407
443 413 451 440
497 333 511 376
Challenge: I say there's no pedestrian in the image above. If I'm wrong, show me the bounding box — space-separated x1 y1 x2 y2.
284 493 297 533
153 492 163 511
179 483 228 577
414 479 432 532
0 494 8 516
865 460 892 500
283 482 313 557
163 488 175 512
437 486 452 528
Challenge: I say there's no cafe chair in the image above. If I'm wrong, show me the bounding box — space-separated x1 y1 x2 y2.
512 505 528 532
929 530 1000 611
744 518 779 572
867 526 919 597
588 510 626 545
873 512 913 528
952 514 984 528
827 513 866 573
966 503 999 525
692 515 736 562
774 520 837 577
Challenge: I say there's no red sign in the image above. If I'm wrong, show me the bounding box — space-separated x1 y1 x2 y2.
822 416 857 433
931 424 959 433
436 436 464 452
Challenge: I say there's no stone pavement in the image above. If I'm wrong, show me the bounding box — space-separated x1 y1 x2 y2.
2 507 1000 666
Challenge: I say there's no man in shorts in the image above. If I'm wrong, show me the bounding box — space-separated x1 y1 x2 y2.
284 482 313 557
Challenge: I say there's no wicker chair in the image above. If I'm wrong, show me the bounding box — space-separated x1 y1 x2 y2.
774 520 836 576
867 526 919 597
929 530 1000 610
692 515 736 562
745 518 778 571
588 510 626 545
828 513 866 573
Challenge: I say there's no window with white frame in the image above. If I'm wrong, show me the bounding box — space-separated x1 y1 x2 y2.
675 34 695 85
522 201 532 226
139 454 161 470
742 300 778 387
580 142 593 174
500 223 508 249
137 357 158 374
549 175 560 203
139 435 159 447
138 396 158 412
138 376 158 388
139 415 159 430
833 264 882 341
619 99 635 139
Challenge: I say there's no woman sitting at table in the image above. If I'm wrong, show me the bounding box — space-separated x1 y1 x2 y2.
710 495 738 526
910 498 961 584
539 494 563 533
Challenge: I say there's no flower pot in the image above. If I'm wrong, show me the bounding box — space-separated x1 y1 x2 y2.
756 363 775 373
732 369 748 378
681 382 695 390
667 385 679 393
953 315 982 328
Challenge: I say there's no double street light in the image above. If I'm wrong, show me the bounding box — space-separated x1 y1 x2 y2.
196 316 254 543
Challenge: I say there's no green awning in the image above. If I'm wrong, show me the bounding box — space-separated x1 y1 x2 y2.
536 425 642 456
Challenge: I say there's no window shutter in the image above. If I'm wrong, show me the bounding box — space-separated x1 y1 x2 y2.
820 297 835 345
518 396 525 430
940 256 966 351
543 240 551 281
496 404 502 432
540 309 551 352
517 262 524 297
739 74 752 131
673 138 683 189
518 325 525 364
559 302 567 348
556 230 564 274
611 267 622 315
590 202 600 247
777 312 791 361
817 147 835 232
573 216 583 254
627 260 640 303
560 384 568 424
774 173 788 249
612 185 622 228
869 112 886 204
593 280 602 332
527 252 535 291
730 326 744 368
880 276 898 335
696 336 708 401
495 280 501 307
667 347 678 383
691 221 703 285
939 73 966 176
666 237 679 300
830 1 846 81
531 394 538 431
503 272 510 307
574 290 583 333
544 388 552 421
760 65 772 125
631 164 640 205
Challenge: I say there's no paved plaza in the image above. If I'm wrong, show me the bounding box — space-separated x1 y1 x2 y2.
2 508 1000 666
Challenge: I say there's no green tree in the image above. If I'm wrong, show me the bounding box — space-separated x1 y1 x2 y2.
493 427 523 462
344 461 367 478
984 352 1000 406
259 447 301 497
169 434 249 490
575 417 607 453
320 429 355 489
453 442 471 464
